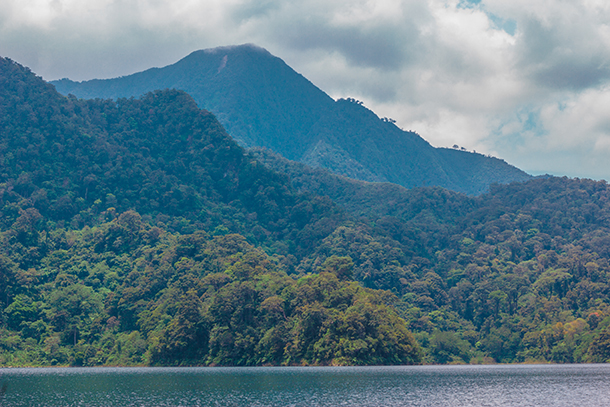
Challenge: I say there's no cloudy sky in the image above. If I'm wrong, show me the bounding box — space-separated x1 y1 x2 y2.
2 0 610 180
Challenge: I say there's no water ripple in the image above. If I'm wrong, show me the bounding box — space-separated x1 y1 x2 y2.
0 364 609 407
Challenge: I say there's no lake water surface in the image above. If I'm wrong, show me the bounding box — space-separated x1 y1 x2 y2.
0 364 609 407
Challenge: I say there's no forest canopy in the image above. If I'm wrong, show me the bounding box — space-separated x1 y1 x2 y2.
2 56 610 366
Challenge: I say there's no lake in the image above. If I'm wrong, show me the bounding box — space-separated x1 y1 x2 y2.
0 364 609 406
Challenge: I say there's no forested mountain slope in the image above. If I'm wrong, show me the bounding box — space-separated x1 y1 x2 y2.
254 148 610 364
52 44 531 195
251 147 475 222
0 56 421 366
3 56 610 366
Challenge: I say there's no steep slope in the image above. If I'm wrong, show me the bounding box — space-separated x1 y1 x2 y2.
0 56 348 253
7 56 610 366
251 147 610 364
0 56 422 367
52 44 531 195
251 147 475 223
305 98 530 194
53 45 334 160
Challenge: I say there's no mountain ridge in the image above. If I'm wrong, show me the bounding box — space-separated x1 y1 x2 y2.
5 56 610 366
0 55 422 366
52 44 531 195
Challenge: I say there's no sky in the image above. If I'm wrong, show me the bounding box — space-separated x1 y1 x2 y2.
1 0 610 180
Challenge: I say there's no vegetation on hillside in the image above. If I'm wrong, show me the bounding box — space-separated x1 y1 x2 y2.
255 151 610 364
2 56 610 367
51 44 531 195
0 57 419 366
0 216 420 367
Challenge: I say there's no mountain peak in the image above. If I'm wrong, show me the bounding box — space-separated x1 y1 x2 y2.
50 45 531 194
199 43 271 56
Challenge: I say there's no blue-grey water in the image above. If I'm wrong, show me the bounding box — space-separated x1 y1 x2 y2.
0 364 609 407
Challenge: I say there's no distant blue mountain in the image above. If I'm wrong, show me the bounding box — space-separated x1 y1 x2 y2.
52 44 531 194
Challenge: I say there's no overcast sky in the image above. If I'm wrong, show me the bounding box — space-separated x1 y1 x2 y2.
2 0 610 180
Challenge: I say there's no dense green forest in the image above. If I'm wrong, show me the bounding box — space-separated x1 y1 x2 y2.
2 56 610 367
254 148 610 363
0 56 419 366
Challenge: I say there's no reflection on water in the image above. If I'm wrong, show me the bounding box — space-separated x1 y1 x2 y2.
0 364 609 407
0 381 6 402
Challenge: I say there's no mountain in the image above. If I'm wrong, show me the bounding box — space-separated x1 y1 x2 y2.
0 56 421 367
5 56 610 367
52 44 531 195
250 147 475 223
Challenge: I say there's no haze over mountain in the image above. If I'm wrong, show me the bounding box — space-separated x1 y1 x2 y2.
52 44 531 195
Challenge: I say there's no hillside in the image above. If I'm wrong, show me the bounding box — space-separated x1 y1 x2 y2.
3 56 610 366
52 44 531 195
0 56 421 366
250 147 475 223
252 148 610 364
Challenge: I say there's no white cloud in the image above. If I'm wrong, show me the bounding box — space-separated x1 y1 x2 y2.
1 0 610 180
